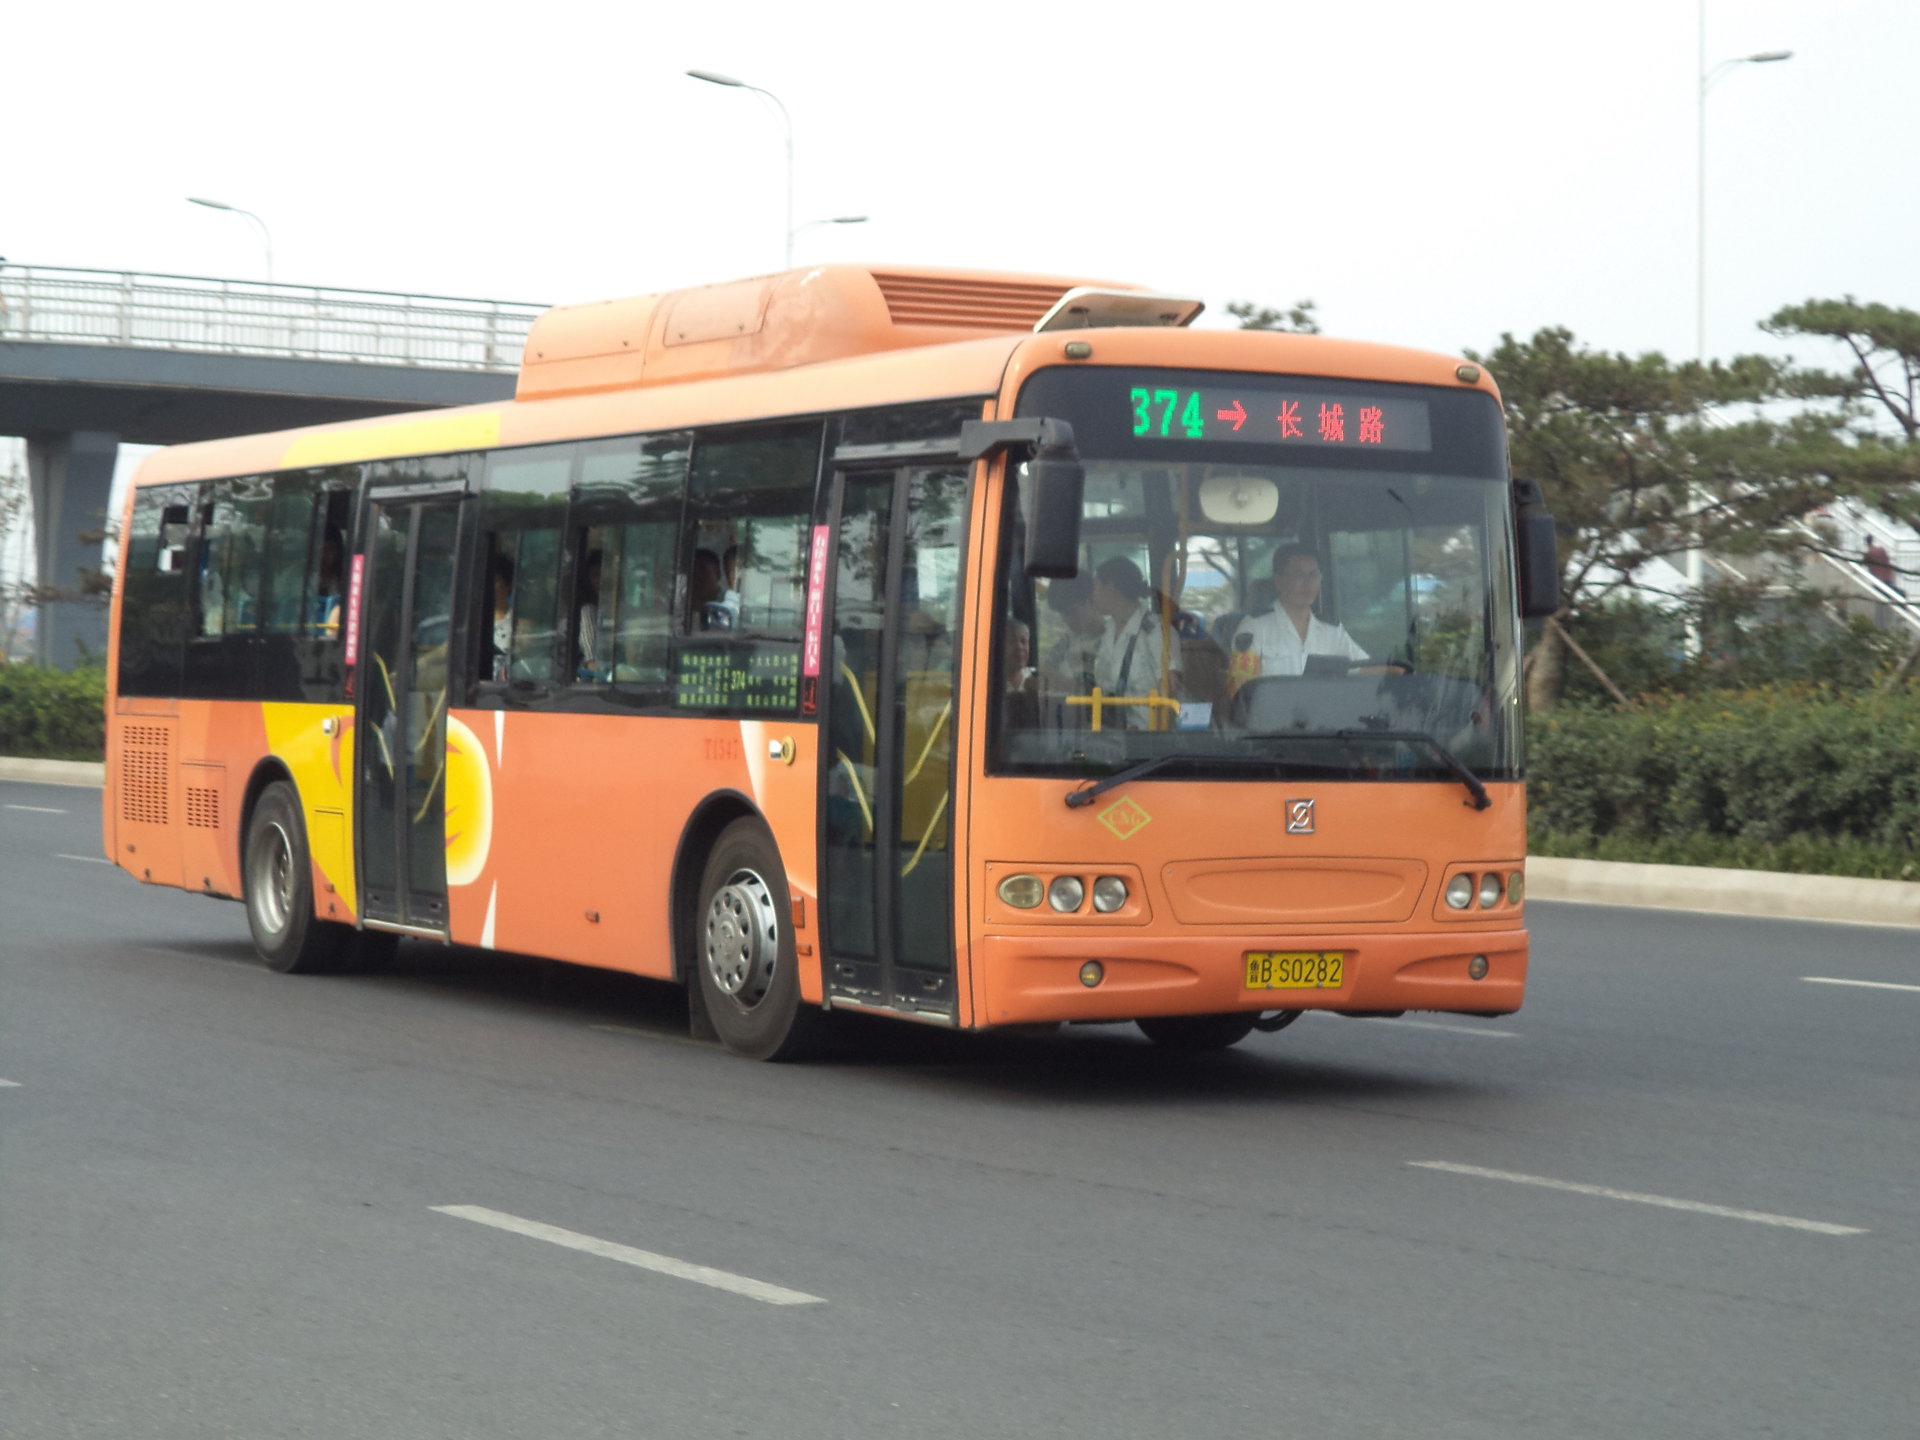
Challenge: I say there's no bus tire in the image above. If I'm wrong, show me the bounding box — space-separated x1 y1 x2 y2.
1136 1013 1257 1051
695 818 825 1061
243 781 349 974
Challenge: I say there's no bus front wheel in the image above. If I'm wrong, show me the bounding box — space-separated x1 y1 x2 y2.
244 781 350 974
1136 1013 1257 1051
695 818 826 1061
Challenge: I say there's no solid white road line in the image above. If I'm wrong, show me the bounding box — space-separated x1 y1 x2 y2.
57 854 112 864
6 804 67 813
1410 1161 1866 1236
1803 976 1920 994
0 1079 21 1087
431 1205 826 1305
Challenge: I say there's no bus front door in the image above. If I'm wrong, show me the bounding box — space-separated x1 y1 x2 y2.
822 465 968 1018
354 494 462 934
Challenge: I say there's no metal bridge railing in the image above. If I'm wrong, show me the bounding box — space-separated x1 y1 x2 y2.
0 263 545 373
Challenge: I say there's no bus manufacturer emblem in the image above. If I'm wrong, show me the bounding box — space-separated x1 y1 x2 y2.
1286 798 1316 834
1098 797 1152 840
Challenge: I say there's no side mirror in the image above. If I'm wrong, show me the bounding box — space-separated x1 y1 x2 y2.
957 417 1085 580
1512 478 1559 619
1022 443 1085 580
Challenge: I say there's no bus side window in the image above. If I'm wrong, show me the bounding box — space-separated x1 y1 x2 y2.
476 444 575 694
568 433 689 703
116 486 193 698
675 422 819 713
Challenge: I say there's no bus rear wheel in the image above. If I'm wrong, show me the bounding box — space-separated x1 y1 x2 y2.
1136 1013 1258 1051
244 780 351 974
695 818 827 1061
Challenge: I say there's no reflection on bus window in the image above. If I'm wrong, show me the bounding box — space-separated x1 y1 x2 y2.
997 460 1521 784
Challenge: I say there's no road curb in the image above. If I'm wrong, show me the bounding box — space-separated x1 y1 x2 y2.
1527 856 1920 929
0 757 106 787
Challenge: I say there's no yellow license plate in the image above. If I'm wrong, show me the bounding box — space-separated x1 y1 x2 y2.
1244 951 1344 990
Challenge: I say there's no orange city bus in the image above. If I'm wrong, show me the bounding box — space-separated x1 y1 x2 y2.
102 265 1558 1059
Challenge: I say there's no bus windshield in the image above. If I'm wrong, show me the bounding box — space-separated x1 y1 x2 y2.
994 366 1522 786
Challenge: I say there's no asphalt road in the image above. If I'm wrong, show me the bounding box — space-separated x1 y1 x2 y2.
3 778 1915 1439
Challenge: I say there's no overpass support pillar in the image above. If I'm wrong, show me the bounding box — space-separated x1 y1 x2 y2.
26 429 118 669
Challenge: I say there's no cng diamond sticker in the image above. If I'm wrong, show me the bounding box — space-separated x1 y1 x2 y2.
1098 796 1152 840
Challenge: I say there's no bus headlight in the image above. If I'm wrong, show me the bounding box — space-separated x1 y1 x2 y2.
998 874 1044 909
1048 876 1085 913
1445 874 1475 910
1479 873 1502 909
1091 876 1129 913
1507 870 1525 905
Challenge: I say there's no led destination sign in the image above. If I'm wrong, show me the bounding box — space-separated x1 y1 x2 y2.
1127 386 1432 453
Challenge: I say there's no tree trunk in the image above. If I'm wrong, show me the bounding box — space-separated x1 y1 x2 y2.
1525 615 1567 711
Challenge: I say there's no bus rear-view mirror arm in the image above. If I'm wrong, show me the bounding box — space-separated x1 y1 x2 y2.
1512 478 1559 620
958 418 1085 579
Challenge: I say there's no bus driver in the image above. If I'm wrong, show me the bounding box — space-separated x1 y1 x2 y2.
1228 543 1368 685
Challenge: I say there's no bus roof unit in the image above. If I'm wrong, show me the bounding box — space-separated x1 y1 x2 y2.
514 264 1155 402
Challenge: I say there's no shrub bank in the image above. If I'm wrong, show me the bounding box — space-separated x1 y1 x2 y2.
1527 686 1920 880
2 668 1914 881
0 664 106 760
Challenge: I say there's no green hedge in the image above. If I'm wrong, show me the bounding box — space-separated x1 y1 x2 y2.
3 665 1915 881
1528 686 1920 880
0 664 106 760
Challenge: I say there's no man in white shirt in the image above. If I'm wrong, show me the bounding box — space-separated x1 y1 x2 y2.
1091 556 1181 728
1229 544 1368 685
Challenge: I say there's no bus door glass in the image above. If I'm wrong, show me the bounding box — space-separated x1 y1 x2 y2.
356 492 462 931
822 464 968 1015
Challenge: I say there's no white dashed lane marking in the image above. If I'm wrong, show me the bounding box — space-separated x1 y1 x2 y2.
6 804 67 813
57 854 112 864
431 1205 826 1305
1803 976 1920 994
1410 1161 1866 1236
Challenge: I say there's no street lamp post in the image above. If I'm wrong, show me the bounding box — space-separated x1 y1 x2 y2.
1687 17 1790 645
187 196 274 283
1695 26 1792 360
686 69 796 267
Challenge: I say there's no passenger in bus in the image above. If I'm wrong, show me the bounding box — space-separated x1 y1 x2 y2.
575 548 603 679
311 532 344 635
1003 617 1040 729
1091 556 1182 724
691 548 736 630
486 553 515 682
722 544 744 616
1040 574 1102 695
1228 543 1368 684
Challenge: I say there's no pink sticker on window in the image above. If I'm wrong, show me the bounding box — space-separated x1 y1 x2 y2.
802 524 830 677
344 553 365 667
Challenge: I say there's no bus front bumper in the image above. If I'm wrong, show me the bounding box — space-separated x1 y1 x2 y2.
973 928 1527 1027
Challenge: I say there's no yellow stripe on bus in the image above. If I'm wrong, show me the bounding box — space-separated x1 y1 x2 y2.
281 412 502 468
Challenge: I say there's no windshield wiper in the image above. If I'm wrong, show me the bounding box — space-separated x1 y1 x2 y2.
1243 728 1492 811
1063 752 1342 809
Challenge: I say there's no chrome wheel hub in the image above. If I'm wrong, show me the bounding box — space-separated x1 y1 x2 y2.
704 867 779 1006
254 821 294 936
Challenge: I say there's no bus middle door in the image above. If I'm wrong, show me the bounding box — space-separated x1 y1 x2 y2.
821 459 968 1019
353 484 465 935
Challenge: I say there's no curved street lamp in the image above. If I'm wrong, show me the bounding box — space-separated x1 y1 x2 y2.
686 69 797 267
1696 37 1793 359
791 215 869 256
187 196 274 283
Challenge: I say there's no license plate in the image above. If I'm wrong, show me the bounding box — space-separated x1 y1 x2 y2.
1244 951 1344 990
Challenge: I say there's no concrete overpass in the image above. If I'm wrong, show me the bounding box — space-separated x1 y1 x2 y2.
0 263 544 666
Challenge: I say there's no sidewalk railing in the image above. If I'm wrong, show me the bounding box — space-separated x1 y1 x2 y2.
0 263 545 373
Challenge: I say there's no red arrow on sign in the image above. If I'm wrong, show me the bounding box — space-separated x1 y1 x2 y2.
1216 399 1246 431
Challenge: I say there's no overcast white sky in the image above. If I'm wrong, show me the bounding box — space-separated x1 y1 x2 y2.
4 0 1915 365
